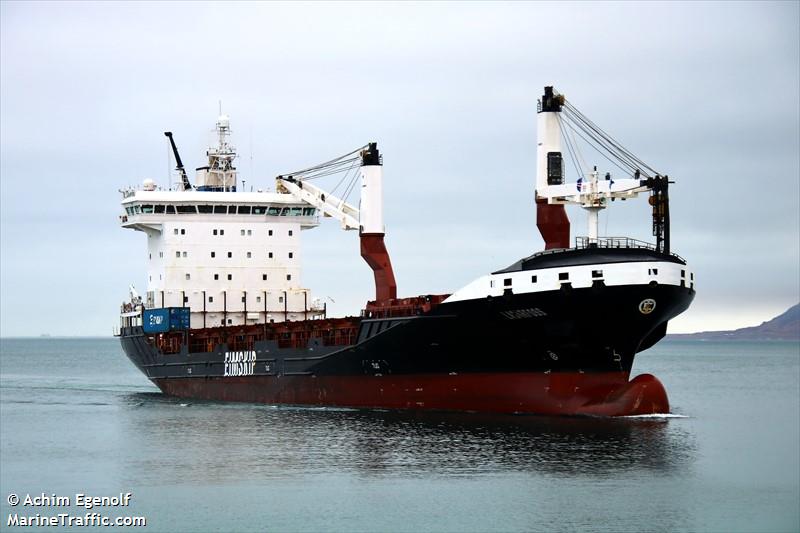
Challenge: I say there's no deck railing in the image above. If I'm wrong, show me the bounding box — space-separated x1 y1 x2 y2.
527 236 685 263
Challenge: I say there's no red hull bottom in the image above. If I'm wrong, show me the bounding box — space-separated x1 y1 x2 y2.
154 372 669 417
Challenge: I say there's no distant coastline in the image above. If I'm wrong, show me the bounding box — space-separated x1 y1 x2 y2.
668 304 800 342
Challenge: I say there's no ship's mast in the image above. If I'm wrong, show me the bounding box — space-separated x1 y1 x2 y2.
194 112 238 192
209 113 237 191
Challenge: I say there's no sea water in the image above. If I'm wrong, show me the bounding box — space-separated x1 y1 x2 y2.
1 338 798 532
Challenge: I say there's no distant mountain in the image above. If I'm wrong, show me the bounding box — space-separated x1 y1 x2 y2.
668 303 800 341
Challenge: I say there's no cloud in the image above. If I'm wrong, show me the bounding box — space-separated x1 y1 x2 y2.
1 1 798 335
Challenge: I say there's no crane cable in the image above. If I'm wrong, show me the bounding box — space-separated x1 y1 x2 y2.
278 144 368 180
560 99 661 178
557 113 586 179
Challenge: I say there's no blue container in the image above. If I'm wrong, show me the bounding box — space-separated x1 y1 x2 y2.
143 307 190 333
169 307 190 330
143 308 171 333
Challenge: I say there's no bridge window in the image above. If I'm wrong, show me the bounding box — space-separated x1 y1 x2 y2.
559 272 569 281
303 208 315 216
165 205 176 214
154 205 165 214
176 205 196 214
267 207 281 216
214 205 227 214
140 204 153 214
237 205 252 215
503 278 512 287
133 205 141 214
290 207 303 216
252 206 267 215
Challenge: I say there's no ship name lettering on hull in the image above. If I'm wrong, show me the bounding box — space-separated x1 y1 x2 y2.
224 350 256 377
500 308 547 320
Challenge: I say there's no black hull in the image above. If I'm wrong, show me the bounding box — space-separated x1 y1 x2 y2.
120 282 693 414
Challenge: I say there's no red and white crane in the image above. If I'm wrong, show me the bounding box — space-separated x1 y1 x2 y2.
276 143 398 304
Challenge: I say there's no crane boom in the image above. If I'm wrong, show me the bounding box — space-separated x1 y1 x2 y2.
164 131 192 191
275 177 360 230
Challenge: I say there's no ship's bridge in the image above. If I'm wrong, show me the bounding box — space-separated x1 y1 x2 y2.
119 190 320 233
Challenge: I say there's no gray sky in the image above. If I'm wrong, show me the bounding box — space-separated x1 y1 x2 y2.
1 1 798 336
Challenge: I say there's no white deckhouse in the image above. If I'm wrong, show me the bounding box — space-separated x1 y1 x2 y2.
120 115 325 329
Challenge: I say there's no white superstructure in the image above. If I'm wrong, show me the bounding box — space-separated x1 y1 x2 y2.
120 117 325 328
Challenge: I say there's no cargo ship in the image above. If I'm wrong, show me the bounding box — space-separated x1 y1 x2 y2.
116 87 695 416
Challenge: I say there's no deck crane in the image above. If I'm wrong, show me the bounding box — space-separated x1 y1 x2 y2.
535 86 672 254
276 143 398 304
164 131 193 191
